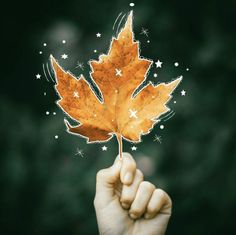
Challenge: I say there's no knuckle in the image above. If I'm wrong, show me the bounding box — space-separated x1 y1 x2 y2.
157 189 166 199
157 189 170 203
136 169 144 181
140 181 155 191
156 189 173 210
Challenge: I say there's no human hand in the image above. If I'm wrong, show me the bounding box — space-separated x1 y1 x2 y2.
94 153 172 235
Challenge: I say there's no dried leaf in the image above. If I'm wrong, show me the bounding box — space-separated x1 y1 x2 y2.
51 11 182 158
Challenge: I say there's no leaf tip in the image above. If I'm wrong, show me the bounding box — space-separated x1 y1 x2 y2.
177 75 183 81
50 54 55 64
50 54 58 70
125 10 133 30
175 75 183 86
164 75 183 95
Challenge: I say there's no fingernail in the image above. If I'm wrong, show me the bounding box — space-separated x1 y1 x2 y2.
124 172 133 184
129 213 137 220
121 202 130 209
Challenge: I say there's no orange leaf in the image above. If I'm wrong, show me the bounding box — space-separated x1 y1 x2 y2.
51 11 182 158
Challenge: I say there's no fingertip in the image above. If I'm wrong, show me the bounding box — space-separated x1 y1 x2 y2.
121 202 130 209
120 153 136 185
122 152 134 160
115 152 133 161
129 212 138 220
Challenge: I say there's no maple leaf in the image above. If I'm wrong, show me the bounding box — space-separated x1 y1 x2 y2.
50 11 182 159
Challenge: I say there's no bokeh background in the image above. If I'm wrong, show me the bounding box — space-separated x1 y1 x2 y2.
1 0 236 234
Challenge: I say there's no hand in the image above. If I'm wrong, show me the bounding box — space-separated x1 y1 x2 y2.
94 153 172 235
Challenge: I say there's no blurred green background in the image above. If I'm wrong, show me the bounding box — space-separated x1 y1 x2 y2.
1 0 236 234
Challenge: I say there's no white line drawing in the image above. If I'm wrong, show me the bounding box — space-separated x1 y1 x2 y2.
42 63 49 82
159 110 174 121
74 147 84 157
113 12 123 30
46 62 55 82
116 13 126 36
153 134 162 143
163 112 175 122
140 27 149 37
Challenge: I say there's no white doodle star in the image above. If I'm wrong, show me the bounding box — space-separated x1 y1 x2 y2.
155 60 162 68
76 61 84 70
131 146 137 151
75 148 84 157
115 68 122 77
73 91 79 98
61 54 68 59
102 146 107 151
181 90 186 96
36 74 41 79
129 109 138 119
153 135 162 144
96 32 101 37
140 27 149 37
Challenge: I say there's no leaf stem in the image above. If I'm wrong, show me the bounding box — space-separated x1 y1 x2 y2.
116 133 123 160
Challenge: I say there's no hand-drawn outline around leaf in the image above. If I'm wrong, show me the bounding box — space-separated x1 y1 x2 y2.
50 11 182 158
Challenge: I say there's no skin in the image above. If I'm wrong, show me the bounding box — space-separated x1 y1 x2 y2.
94 153 172 235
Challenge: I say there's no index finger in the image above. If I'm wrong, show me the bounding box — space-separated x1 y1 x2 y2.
119 152 137 185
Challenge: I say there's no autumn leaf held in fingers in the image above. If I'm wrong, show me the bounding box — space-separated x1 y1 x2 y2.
51 11 182 159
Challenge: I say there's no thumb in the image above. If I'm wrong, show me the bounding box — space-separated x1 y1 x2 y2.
95 157 122 202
